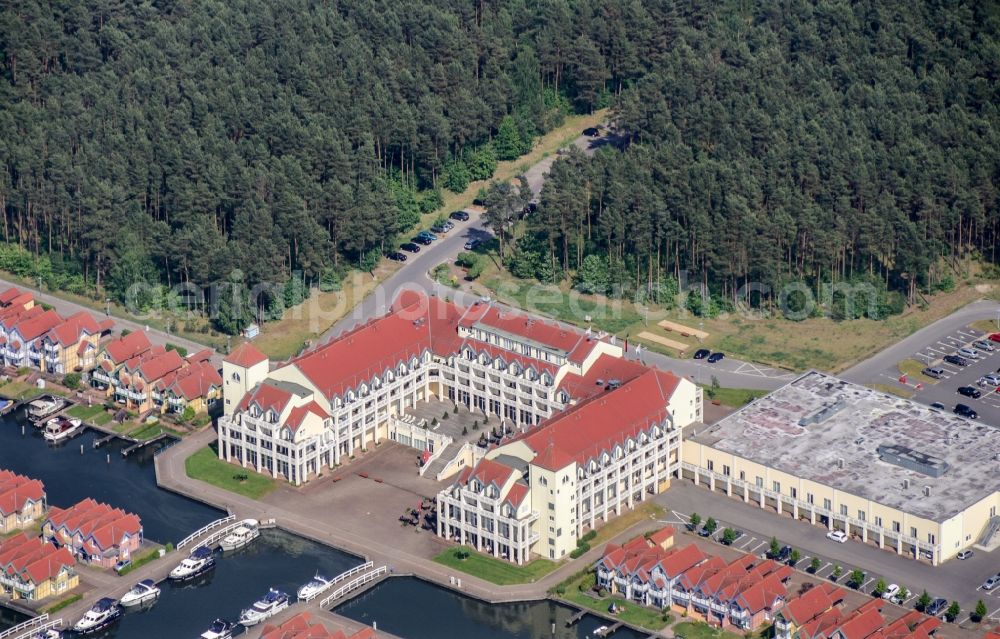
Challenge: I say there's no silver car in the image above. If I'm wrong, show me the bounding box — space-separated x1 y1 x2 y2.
973 339 995 352
983 574 1000 591
957 347 980 360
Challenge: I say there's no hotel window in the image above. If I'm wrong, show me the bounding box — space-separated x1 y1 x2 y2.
892 521 900 533
722 465 730 476
910 527 917 538
755 476 763 488
772 481 780 493
790 487 797 499
840 505 848 516
806 493 814 505
548 502 555 511
858 510 866 522
739 471 746 481
707 460 714 471
874 516 882 527
823 498 832 510
927 533 935 544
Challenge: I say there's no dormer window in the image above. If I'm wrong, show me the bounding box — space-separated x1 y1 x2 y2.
231 372 241 382
542 373 552 386
510 363 521 375
558 391 569 403
282 428 292 441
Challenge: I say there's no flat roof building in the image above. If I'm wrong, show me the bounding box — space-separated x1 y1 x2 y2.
683 371 1000 564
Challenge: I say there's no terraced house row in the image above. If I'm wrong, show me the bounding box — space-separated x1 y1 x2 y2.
0 533 77 601
0 469 46 534
218 290 702 562
0 287 114 374
42 497 142 569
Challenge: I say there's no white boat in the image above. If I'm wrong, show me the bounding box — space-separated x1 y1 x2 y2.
27 396 65 422
119 578 160 607
168 546 216 581
73 597 122 634
42 416 83 443
593 626 610 637
296 572 333 601
199 618 236 639
219 518 260 551
29 631 61 639
238 588 290 626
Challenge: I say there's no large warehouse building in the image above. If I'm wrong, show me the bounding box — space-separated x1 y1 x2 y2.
682 371 1000 564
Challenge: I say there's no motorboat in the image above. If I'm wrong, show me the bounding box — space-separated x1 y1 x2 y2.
42 416 83 443
0 398 16 415
199 618 236 639
219 518 260 551
26 396 66 422
238 588 290 626
296 572 333 601
119 578 160 607
168 546 216 581
28 631 61 639
73 597 122 634
593 626 610 637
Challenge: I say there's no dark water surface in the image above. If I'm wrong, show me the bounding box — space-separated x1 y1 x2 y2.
335 577 649 639
0 417 219 543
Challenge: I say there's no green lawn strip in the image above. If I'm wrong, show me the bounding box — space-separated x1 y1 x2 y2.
870 382 915 399
969 319 999 334
897 358 937 384
117 547 163 576
66 404 114 424
702 386 769 408
555 572 670 631
185 445 277 499
432 546 558 585
41 593 82 614
483 277 641 335
587 503 665 548
673 621 743 639
0 380 68 401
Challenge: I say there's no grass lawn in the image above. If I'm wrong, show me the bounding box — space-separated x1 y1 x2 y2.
703 386 768 408
66 403 114 425
970 319 1000 334
127 421 183 441
870 383 915 399
41 593 82 615
897 358 937 384
185 445 277 499
433 546 559 585
588 502 666 547
0 380 67 400
556 572 671 631
673 621 743 639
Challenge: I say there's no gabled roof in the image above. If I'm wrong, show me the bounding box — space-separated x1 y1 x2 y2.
782 583 846 626
163 361 222 400
0 533 75 585
260 611 377 639
835 606 886 639
225 342 268 368
13 309 63 341
466 458 518 491
284 401 329 433
658 542 706 578
460 304 596 363
44 498 141 551
238 382 295 415
44 311 102 346
0 287 23 305
0 471 45 516
104 331 152 364
648 526 674 547
135 349 184 382
515 368 681 471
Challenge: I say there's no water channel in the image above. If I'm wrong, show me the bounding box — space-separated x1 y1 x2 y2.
1 416 636 639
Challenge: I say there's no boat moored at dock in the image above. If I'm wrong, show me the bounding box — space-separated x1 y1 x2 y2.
238 588 290 626
219 518 260 551
41 416 83 443
72 597 122 634
199 618 236 639
296 572 333 601
26 396 68 423
168 546 216 581
119 578 161 607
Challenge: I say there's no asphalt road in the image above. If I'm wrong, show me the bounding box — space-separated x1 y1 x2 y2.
658 482 1000 625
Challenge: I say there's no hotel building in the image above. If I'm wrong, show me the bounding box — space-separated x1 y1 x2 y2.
682 371 1000 564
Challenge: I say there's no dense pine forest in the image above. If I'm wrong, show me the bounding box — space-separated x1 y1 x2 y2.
526 1 1000 317
1 0 998 329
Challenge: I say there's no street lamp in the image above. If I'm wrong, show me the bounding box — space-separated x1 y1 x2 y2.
105 298 111 316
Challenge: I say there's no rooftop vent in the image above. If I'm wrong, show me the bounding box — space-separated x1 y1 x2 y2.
878 444 949 478
837 458 845 469
798 396 848 428
923 486 931 497
902 478 910 489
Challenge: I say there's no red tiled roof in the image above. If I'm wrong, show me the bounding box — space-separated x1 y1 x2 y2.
460 305 597 363
0 471 45 516
284 401 329 433
0 533 75 585
782 583 845 625
135 349 184 382
516 368 681 470
238 382 294 415
458 341 558 377
503 482 530 508
557 353 648 401
45 498 141 552
0 287 22 305
166 361 222 400
260 611 375 639
467 458 517 490
882 612 940 639
13 309 63 341
45 311 101 347
836 606 886 639
104 331 152 364
225 342 268 367
0 304 40 331
659 543 707 578
648 526 675 547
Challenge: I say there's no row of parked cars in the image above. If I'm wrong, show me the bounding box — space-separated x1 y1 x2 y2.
920 333 1000 420
386 211 474 262
693 349 725 363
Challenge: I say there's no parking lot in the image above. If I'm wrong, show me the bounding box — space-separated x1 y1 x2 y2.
659 482 1000 627
895 325 1000 424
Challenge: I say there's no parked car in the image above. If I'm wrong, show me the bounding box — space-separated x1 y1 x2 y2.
776 545 792 562
956 550 973 560
386 251 407 262
697 527 712 537
981 373 1000 386
957 347 980 360
412 235 432 245
929 401 945 410
416 230 438 241
922 367 946 379
583 127 600 137
925 598 948 617
943 355 969 366
472 198 486 206
973 339 995 352
954 403 978 419
957 386 982 399
400 242 421 253
431 221 454 233
707 352 725 363
826 530 849 543
449 210 470 221
989 332 1000 343
464 238 481 250
693 349 711 360
114 559 132 575
881 584 900 601
982 574 1000 591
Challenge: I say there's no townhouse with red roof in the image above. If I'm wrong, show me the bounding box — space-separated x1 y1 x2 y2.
0 469 46 534
774 583 847 639
152 349 222 415
0 532 77 600
91 330 153 391
42 498 143 568
260 612 377 639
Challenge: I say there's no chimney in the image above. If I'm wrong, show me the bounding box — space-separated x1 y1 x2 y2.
923 486 931 497
902 479 910 489
837 458 844 469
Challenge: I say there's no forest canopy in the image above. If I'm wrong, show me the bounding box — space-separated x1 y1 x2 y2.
1 0 998 328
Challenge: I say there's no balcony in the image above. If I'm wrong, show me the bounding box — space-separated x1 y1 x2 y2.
92 370 111 383
27 350 42 361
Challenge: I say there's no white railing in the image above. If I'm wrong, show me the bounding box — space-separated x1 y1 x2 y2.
319 566 387 608
176 515 237 550
298 561 373 602
9 618 62 639
0 614 54 639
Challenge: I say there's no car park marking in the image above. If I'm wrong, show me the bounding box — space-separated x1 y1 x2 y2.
794 555 810 567
750 541 769 554
815 562 832 577
861 577 875 590
736 536 756 549
903 594 917 605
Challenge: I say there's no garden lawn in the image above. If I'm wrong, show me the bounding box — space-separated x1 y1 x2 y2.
672 621 742 639
557 573 670 631
702 386 768 408
185 445 277 499
66 403 113 425
432 546 558 585
0 380 66 400
588 502 665 547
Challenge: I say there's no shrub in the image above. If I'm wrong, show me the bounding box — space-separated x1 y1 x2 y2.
165 343 188 357
689 513 701 530
581 530 597 543
973 599 987 622
598 587 608 598
570 542 590 558
945 601 960 622
181 405 196 422
809 557 821 573
62 372 81 390
442 411 449 420
578 573 596 592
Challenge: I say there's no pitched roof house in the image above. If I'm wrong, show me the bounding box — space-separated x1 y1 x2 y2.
0 470 46 533
0 532 77 600
43 498 143 568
